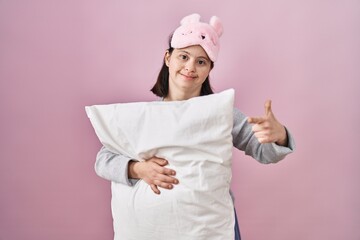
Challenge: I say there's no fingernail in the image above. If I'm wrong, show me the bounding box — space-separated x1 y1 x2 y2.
174 180 178 184
168 185 173 189
172 171 176 175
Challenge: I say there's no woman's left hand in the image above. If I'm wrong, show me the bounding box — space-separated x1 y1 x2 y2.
247 100 288 146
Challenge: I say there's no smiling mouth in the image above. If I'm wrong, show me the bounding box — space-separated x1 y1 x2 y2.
180 73 197 80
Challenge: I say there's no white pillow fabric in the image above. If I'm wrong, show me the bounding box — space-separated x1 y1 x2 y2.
85 89 235 240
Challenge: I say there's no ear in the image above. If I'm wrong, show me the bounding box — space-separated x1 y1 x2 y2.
164 51 171 67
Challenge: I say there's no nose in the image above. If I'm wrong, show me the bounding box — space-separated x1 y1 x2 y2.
185 60 196 72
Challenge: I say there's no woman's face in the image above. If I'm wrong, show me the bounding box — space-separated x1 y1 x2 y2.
165 45 212 100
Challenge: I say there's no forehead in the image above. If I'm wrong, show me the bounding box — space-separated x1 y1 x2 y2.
174 45 210 59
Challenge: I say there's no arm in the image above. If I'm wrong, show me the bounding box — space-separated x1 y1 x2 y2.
232 105 295 164
95 146 179 193
95 146 137 186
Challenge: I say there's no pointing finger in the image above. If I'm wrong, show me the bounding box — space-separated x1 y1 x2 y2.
265 100 272 116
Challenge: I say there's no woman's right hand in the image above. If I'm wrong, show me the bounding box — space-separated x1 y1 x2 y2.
128 157 179 194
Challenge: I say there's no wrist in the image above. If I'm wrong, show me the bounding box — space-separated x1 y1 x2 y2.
276 126 288 146
128 160 141 179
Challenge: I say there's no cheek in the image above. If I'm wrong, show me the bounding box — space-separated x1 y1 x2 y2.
200 68 211 78
171 62 184 73
168 63 176 74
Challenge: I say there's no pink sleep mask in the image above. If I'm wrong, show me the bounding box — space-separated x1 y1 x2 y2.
171 13 223 62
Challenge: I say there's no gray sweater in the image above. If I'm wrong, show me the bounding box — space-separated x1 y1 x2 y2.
95 108 295 186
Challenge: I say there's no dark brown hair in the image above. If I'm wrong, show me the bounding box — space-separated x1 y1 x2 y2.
150 34 214 98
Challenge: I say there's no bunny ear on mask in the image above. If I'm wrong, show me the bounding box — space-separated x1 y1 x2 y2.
180 13 201 25
210 16 223 37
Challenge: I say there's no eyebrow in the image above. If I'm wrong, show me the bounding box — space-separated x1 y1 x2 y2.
179 50 210 61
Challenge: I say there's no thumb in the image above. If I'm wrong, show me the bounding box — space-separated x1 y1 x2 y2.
265 100 272 117
248 116 266 124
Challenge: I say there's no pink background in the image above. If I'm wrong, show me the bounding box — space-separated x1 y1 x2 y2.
1 0 359 239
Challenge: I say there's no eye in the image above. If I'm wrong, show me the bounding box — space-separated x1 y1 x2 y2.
179 54 188 60
198 59 207 65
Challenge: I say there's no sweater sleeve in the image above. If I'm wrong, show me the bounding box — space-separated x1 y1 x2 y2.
232 108 295 164
95 146 139 186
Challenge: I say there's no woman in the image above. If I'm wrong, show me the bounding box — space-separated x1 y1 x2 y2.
95 13 295 240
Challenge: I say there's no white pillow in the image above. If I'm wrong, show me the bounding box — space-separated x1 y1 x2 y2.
85 89 235 240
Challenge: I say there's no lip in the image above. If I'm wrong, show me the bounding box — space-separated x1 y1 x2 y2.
180 73 197 80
